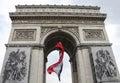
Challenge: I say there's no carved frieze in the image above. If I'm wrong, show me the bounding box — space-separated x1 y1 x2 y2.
12 29 36 41
83 29 105 41
12 19 104 25
16 8 100 13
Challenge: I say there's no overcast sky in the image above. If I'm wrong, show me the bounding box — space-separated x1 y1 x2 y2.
0 0 120 83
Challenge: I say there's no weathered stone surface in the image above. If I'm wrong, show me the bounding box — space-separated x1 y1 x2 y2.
83 29 105 41
1 47 31 83
12 29 36 41
91 46 120 83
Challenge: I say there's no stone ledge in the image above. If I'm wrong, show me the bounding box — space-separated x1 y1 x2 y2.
9 13 106 22
5 44 45 48
77 43 112 47
102 82 120 83
9 12 106 17
16 4 100 10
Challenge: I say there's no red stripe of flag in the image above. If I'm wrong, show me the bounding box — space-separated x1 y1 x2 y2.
47 42 64 81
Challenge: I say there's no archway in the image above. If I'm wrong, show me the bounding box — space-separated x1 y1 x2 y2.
46 50 72 83
44 31 78 83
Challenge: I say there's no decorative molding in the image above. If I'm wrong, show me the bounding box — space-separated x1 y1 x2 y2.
77 43 112 47
16 5 100 10
5 44 45 48
40 26 56 40
16 8 99 13
12 19 104 25
40 26 80 42
10 12 106 17
63 27 80 39
83 29 105 41
12 29 36 41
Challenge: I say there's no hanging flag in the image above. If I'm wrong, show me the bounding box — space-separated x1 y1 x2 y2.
47 42 64 81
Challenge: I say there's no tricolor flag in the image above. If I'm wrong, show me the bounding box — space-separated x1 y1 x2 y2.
47 42 64 81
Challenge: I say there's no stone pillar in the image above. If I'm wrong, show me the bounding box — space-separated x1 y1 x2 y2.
76 47 86 83
76 46 95 83
71 59 78 83
30 47 44 83
0 75 1 83
80 47 94 83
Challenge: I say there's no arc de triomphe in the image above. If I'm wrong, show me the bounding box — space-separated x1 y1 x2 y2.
0 5 120 83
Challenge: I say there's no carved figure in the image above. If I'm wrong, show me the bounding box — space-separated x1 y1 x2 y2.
3 49 27 83
95 49 117 80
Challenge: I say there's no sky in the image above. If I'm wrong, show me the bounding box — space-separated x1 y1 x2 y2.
0 0 120 82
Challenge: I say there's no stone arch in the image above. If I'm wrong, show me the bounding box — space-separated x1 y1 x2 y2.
43 29 79 83
40 29 80 46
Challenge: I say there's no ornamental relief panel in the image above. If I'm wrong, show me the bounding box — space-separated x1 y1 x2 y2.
12 29 36 41
91 47 118 82
63 27 80 39
2 47 31 83
40 26 80 41
40 27 56 39
83 29 105 41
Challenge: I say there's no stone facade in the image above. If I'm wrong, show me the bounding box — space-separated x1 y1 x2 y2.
0 5 120 83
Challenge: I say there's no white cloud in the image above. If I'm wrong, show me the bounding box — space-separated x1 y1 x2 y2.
0 25 10 72
105 24 120 72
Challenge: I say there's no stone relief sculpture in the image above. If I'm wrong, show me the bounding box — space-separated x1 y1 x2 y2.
84 29 105 41
40 26 80 41
95 48 117 80
12 29 36 41
3 49 27 83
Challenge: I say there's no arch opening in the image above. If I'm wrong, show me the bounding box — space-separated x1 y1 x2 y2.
44 31 78 83
44 31 76 59
46 50 72 83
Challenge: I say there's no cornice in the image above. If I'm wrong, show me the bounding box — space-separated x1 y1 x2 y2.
9 12 106 21
16 4 100 10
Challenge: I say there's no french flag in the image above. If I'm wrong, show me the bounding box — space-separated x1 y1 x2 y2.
47 42 64 81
